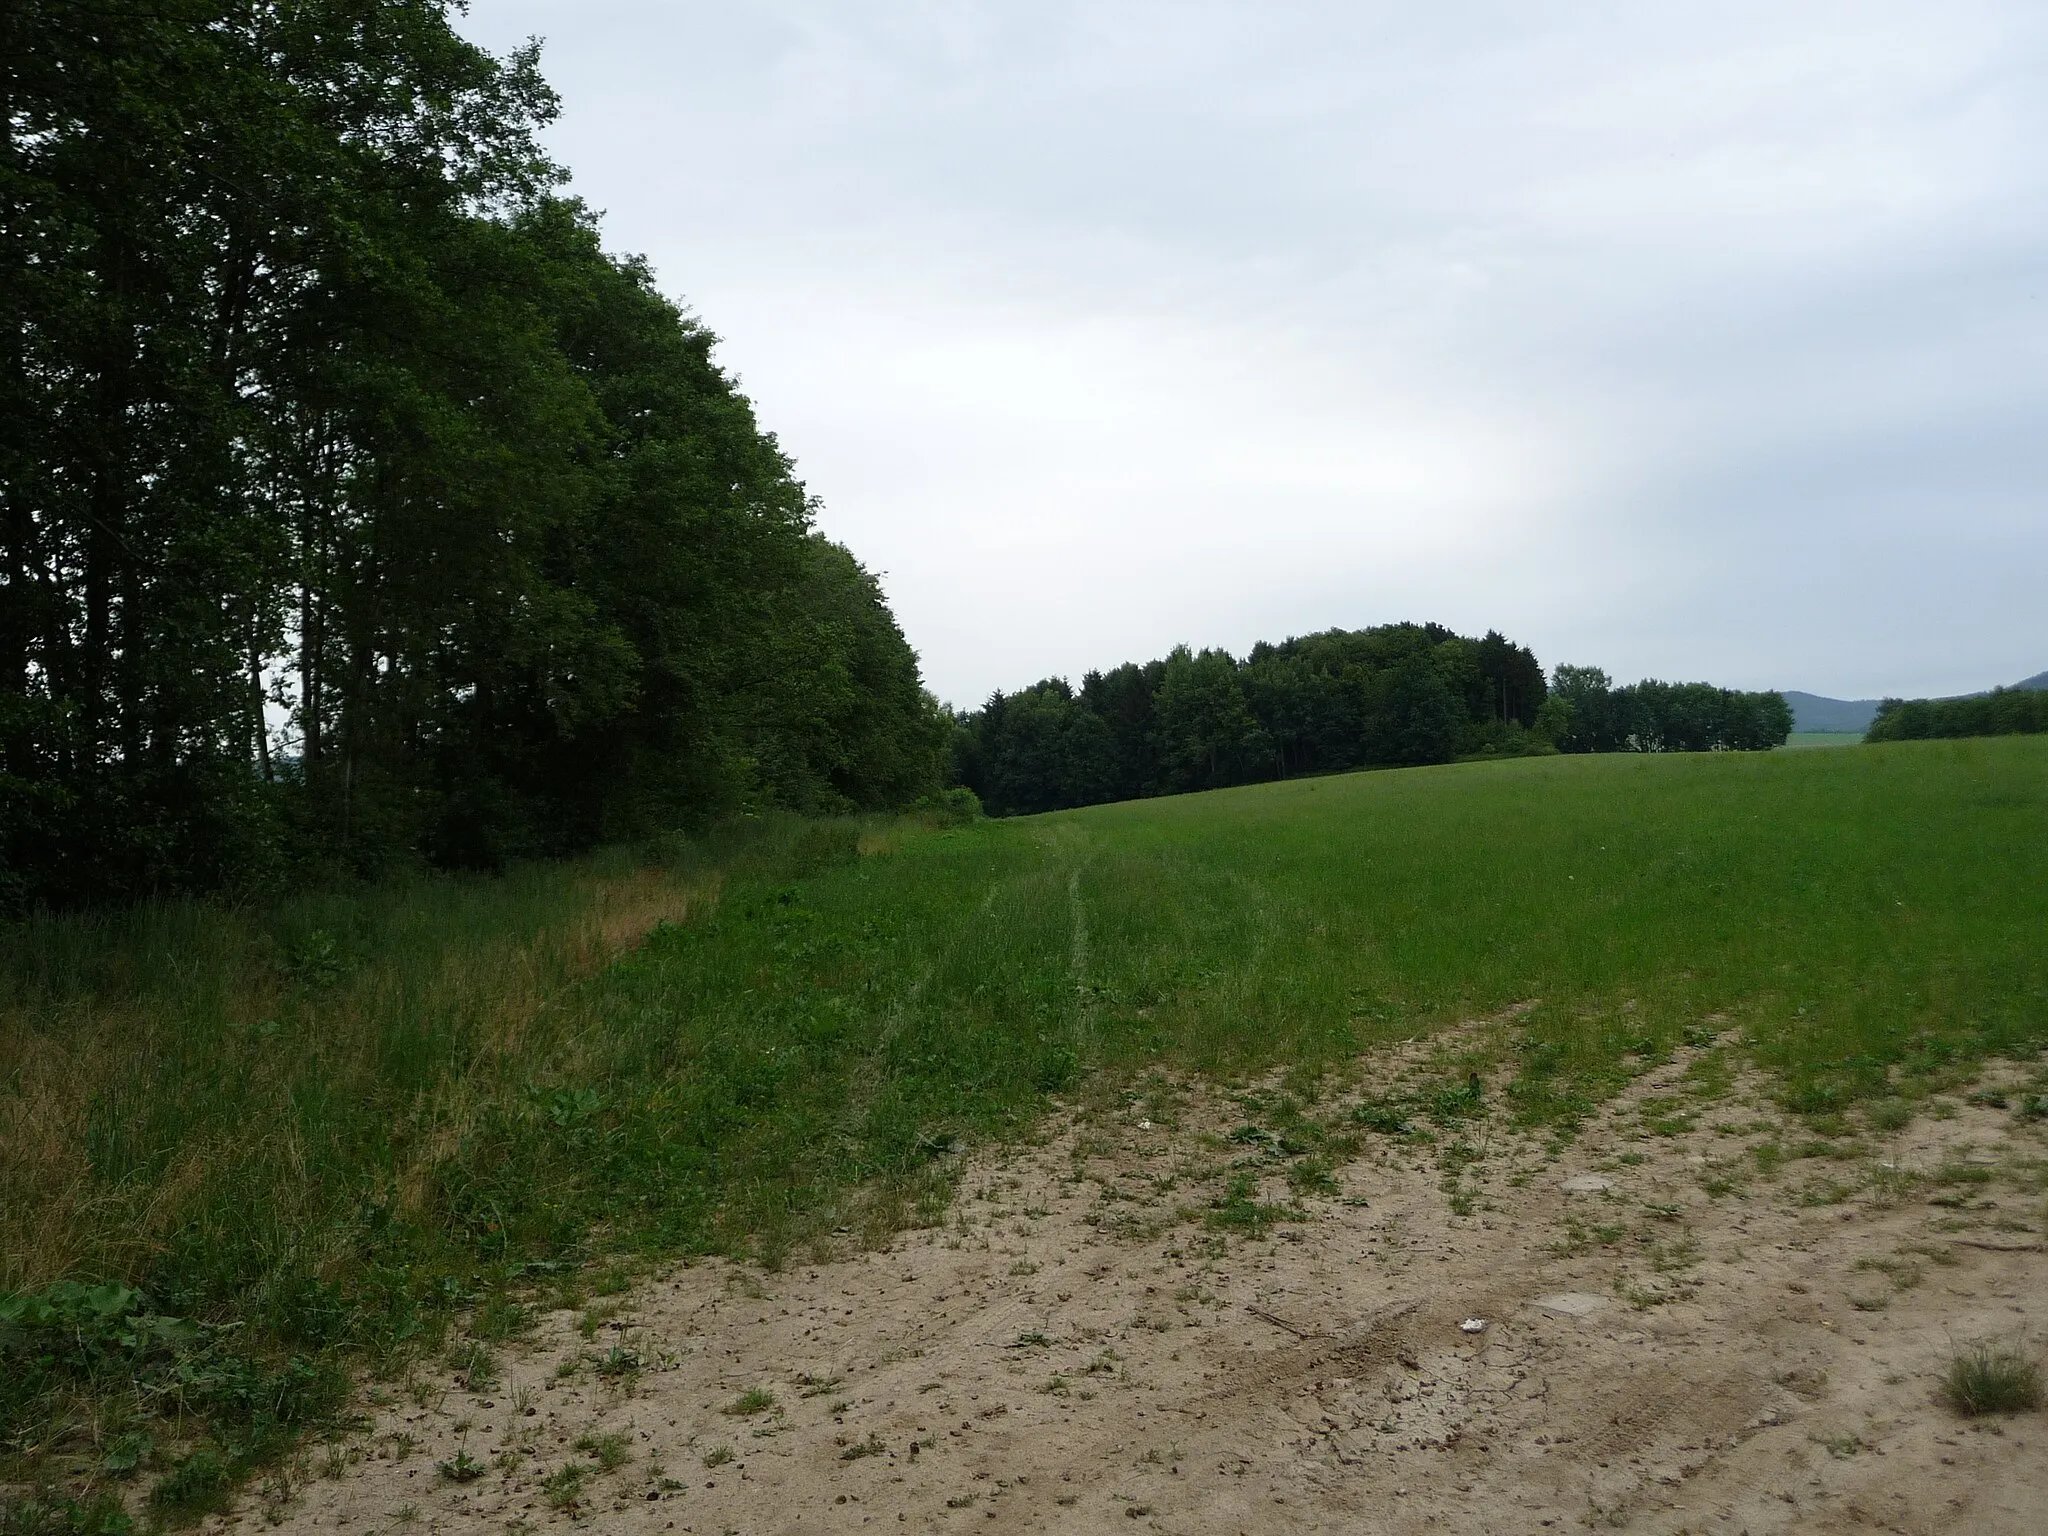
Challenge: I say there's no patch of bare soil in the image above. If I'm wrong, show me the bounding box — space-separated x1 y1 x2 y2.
246 1040 2045 1535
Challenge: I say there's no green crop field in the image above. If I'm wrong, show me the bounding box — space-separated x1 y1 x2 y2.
5 737 2046 1519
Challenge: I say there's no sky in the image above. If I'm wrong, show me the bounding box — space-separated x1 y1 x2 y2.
458 1 2048 708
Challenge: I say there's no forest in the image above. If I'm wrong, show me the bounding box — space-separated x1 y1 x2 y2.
952 626 1793 818
0 0 948 912
1865 686 2048 742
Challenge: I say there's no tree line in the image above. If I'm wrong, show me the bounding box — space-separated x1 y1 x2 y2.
1 2 947 909
1865 687 2048 743
953 626 1793 818
1544 668 1795 755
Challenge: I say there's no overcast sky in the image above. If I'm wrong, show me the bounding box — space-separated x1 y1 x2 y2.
459 1 2046 707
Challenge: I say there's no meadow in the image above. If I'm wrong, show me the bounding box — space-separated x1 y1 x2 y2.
4 737 2046 1522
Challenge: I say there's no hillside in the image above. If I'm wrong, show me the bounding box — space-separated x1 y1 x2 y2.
1782 690 1882 733
1785 669 2048 734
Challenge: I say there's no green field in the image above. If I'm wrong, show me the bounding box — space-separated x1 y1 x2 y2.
5 738 2047 1518
1782 730 1867 749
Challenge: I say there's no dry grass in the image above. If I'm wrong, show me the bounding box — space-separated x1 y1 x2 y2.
0 858 705 1295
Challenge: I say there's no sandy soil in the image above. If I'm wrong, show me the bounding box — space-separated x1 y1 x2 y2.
240 1036 2044 1536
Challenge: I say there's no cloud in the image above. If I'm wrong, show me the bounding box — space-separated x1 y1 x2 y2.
462 0 2048 702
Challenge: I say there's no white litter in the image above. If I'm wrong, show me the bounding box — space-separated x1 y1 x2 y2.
1459 1318 1487 1334
1136 1119 1153 1130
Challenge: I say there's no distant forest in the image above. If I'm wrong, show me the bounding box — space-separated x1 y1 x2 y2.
1 3 947 909
954 626 1793 817
1866 688 2048 743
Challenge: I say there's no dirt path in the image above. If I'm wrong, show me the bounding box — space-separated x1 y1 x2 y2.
249 1041 2044 1535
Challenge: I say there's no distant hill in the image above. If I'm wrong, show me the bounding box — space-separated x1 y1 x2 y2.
1784 671 2047 734
1783 691 1881 733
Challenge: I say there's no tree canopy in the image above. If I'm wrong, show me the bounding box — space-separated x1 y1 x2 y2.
955 623 1558 817
955 629 1794 818
1865 687 2048 743
1 1 946 908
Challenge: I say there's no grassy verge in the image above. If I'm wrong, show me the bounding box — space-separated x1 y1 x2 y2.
5 738 2047 1524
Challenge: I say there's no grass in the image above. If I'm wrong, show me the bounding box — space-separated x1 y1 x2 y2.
1942 1344 2043 1416
5 737 2048 1514
1781 731 1867 750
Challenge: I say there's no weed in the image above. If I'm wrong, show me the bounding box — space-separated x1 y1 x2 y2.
445 1340 499 1393
838 1434 885 1461
1204 1173 1298 1235
1352 1100 1413 1135
1942 1344 2043 1416
436 1449 486 1483
701 1446 734 1468
541 1462 590 1510
722 1388 776 1416
595 1344 642 1379
151 1448 233 1521
1647 1236 1700 1273
1854 1256 1923 1291
100 1430 151 1476
573 1432 632 1471
1864 1099 1914 1133
472 1293 529 1341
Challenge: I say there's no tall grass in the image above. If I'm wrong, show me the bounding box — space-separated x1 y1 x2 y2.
4 740 2046 1514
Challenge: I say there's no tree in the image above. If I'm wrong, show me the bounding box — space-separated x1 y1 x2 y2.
1 4 947 904
1152 647 1270 792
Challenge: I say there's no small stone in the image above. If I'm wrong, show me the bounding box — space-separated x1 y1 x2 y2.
1562 1175 1613 1194
1459 1318 1487 1334
1534 1292 1610 1318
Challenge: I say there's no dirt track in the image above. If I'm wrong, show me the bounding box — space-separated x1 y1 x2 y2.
247 1038 2045 1535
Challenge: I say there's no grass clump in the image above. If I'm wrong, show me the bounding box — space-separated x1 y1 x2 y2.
573 1431 632 1471
721 1388 776 1417
541 1462 589 1510
1942 1344 2042 1416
